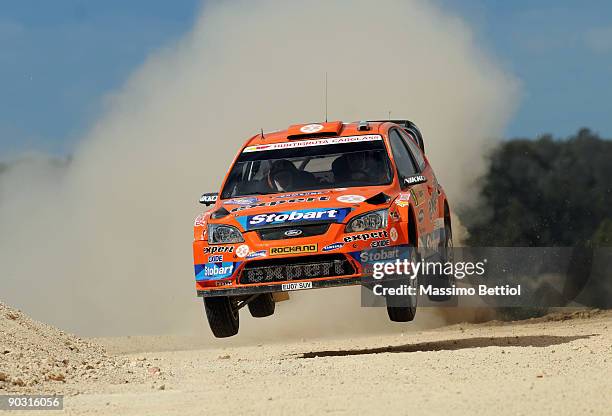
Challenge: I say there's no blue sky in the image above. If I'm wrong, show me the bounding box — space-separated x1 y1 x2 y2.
1 0 611 156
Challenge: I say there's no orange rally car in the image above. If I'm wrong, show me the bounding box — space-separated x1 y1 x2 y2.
193 120 453 337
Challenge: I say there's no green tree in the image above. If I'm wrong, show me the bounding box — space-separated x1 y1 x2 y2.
464 129 612 247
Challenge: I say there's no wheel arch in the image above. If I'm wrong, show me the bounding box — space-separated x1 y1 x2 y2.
407 205 418 247
443 199 451 227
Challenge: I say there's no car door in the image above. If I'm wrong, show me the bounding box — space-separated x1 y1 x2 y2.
387 128 433 247
398 128 441 250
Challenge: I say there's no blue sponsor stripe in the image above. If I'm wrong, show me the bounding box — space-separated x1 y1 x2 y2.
238 207 351 230
195 262 241 281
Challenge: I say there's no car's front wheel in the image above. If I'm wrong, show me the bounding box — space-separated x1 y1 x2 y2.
386 245 418 322
203 296 239 338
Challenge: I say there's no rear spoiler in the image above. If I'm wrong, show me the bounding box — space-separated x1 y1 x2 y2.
368 120 425 154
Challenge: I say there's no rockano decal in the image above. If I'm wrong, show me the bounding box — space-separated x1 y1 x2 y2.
270 244 317 256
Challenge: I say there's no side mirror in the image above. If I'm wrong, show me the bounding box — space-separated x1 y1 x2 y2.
199 193 218 206
403 174 427 187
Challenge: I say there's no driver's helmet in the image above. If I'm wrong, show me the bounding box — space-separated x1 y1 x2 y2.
345 151 369 181
267 159 298 192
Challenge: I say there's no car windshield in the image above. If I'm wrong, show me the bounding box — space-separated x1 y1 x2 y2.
220 135 393 198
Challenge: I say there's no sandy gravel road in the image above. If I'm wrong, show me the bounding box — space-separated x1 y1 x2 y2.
31 310 608 415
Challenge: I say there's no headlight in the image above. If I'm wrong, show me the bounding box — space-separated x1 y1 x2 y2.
208 224 244 244
345 209 388 233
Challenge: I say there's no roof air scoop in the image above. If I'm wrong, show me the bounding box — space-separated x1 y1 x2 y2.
286 121 343 140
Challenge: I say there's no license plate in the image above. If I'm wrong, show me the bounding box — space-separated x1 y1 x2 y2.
281 281 313 291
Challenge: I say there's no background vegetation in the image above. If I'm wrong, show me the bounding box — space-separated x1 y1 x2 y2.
463 128 612 247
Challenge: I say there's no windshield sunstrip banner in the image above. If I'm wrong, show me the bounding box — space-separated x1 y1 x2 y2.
242 135 382 153
237 208 351 230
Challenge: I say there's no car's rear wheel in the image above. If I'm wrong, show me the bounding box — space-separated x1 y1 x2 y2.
203 296 239 338
386 292 417 322
248 293 275 318
427 215 455 302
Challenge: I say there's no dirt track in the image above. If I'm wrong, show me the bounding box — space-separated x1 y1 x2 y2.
21 310 606 415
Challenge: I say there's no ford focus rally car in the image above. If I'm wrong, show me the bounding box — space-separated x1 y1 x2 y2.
193 120 453 337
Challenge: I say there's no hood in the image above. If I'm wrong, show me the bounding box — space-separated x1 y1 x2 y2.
211 185 394 230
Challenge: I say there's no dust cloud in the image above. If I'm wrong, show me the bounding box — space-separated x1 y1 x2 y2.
0 0 518 338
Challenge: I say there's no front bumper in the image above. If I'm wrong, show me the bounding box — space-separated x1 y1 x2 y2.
197 275 363 297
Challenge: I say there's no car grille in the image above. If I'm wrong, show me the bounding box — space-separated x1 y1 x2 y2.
256 223 331 240
239 254 355 284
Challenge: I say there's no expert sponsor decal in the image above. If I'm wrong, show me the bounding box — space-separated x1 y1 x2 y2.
195 262 235 281
337 194 366 203
235 244 250 258
270 244 317 256
343 230 388 243
238 208 350 230
228 196 330 213
322 242 344 252
203 246 234 254
242 135 382 153
246 250 267 259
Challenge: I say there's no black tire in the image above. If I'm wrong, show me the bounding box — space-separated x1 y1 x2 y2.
203 296 239 338
248 293 275 318
427 218 455 302
387 298 417 322
386 244 418 322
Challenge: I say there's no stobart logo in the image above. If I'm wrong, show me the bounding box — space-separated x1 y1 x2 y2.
238 208 350 230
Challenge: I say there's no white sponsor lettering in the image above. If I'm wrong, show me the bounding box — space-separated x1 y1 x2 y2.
242 135 383 153
249 209 337 225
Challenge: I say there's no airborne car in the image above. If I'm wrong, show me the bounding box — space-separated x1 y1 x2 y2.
193 120 452 337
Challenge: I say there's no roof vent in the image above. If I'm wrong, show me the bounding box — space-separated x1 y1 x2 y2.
357 121 370 131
